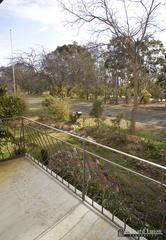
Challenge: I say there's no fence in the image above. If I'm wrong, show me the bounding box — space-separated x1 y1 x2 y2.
0 117 24 160
0 116 166 238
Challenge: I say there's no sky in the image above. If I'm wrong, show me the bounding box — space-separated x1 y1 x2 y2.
0 0 96 66
0 0 166 66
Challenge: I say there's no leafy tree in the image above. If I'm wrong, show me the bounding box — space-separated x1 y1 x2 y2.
105 37 166 105
157 71 166 103
142 39 166 75
105 36 132 104
62 0 165 133
42 43 97 99
138 39 166 100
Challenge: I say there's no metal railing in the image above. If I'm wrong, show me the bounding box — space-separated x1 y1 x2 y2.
1 116 166 238
0 117 25 160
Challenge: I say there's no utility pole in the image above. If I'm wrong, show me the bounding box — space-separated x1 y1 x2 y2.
10 29 16 93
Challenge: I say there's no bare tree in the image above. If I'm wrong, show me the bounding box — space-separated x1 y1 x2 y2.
61 0 165 133
14 48 42 72
12 49 48 94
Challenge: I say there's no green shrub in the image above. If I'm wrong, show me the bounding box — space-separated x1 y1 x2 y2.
111 112 124 130
143 90 152 104
42 96 69 122
0 84 7 97
0 85 28 118
143 139 162 160
13 87 29 114
90 100 104 127
90 100 104 118
42 95 55 107
0 85 27 159
71 86 86 99
0 96 27 118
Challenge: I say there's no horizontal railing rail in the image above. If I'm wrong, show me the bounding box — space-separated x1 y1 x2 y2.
22 116 166 171
2 116 166 170
1 116 166 238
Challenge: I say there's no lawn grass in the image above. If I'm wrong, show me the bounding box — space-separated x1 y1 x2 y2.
4 113 164 231
26 95 166 167
23 123 165 231
2 97 165 232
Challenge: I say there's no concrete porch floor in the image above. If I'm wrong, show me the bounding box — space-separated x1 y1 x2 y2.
0 158 130 240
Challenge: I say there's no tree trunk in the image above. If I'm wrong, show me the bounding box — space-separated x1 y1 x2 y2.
125 94 128 104
115 77 119 105
67 88 72 97
94 92 98 100
130 102 137 134
104 95 107 104
86 92 89 101
130 66 138 134
115 90 118 104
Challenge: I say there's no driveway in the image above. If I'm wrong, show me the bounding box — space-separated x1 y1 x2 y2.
71 102 166 128
28 97 42 105
27 97 166 128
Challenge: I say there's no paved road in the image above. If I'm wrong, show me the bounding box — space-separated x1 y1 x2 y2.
28 97 42 105
71 102 166 128
28 98 166 128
